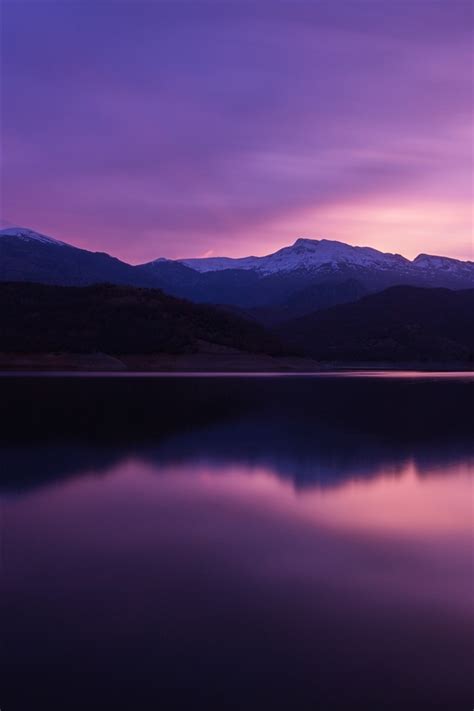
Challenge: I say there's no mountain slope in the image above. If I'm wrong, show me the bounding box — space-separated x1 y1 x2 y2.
143 237 474 314
0 282 282 356
2 228 473 322
278 286 474 362
0 227 156 288
179 238 412 274
174 237 473 286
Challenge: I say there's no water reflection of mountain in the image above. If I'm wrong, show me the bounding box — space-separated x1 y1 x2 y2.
1 375 472 493
138 416 474 488
0 445 126 494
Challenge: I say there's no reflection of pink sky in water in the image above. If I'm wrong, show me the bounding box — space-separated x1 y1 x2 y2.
188 460 474 536
8 456 472 617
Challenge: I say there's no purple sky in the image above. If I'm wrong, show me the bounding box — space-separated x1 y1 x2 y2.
1 0 472 264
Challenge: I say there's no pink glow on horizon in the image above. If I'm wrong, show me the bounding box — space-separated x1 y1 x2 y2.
2 0 472 264
7 194 471 265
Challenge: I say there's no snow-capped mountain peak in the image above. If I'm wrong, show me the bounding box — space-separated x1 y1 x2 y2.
413 253 473 272
178 237 411 275
0 226 67 247
1 226 473 299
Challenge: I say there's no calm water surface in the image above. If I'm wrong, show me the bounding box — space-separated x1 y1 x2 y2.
1 374 473 710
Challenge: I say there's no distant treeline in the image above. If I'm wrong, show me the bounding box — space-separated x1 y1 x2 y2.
279 286 474 362
0 282 473 364
0 282 282 355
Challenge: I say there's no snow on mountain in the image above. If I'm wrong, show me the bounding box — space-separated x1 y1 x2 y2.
413 253 474 273
0 226 67 247
179 255 259 272
179 238 412 274
3 227 472 293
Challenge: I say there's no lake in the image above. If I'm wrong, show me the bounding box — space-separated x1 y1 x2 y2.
1 373 473 710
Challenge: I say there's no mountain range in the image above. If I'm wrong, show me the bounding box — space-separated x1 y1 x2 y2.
1 226 473 367
1 227 473 323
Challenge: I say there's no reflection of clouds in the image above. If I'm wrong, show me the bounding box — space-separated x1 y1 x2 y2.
8 456 472 613
3 426 473 709
136 459 473 537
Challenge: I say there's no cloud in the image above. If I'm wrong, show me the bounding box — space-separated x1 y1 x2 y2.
1 0 472 262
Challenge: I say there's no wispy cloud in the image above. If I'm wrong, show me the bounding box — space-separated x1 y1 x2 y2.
2 0 472 262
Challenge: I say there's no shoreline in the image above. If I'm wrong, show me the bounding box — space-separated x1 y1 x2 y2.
0 352 472 374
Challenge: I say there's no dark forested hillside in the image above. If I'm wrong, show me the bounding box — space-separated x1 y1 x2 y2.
278 286 474 362
0 282 282 355
2 282 473 366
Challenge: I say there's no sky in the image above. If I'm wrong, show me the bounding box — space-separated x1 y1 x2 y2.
1 0 472 264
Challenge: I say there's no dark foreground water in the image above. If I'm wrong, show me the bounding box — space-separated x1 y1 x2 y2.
1 374 473 710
